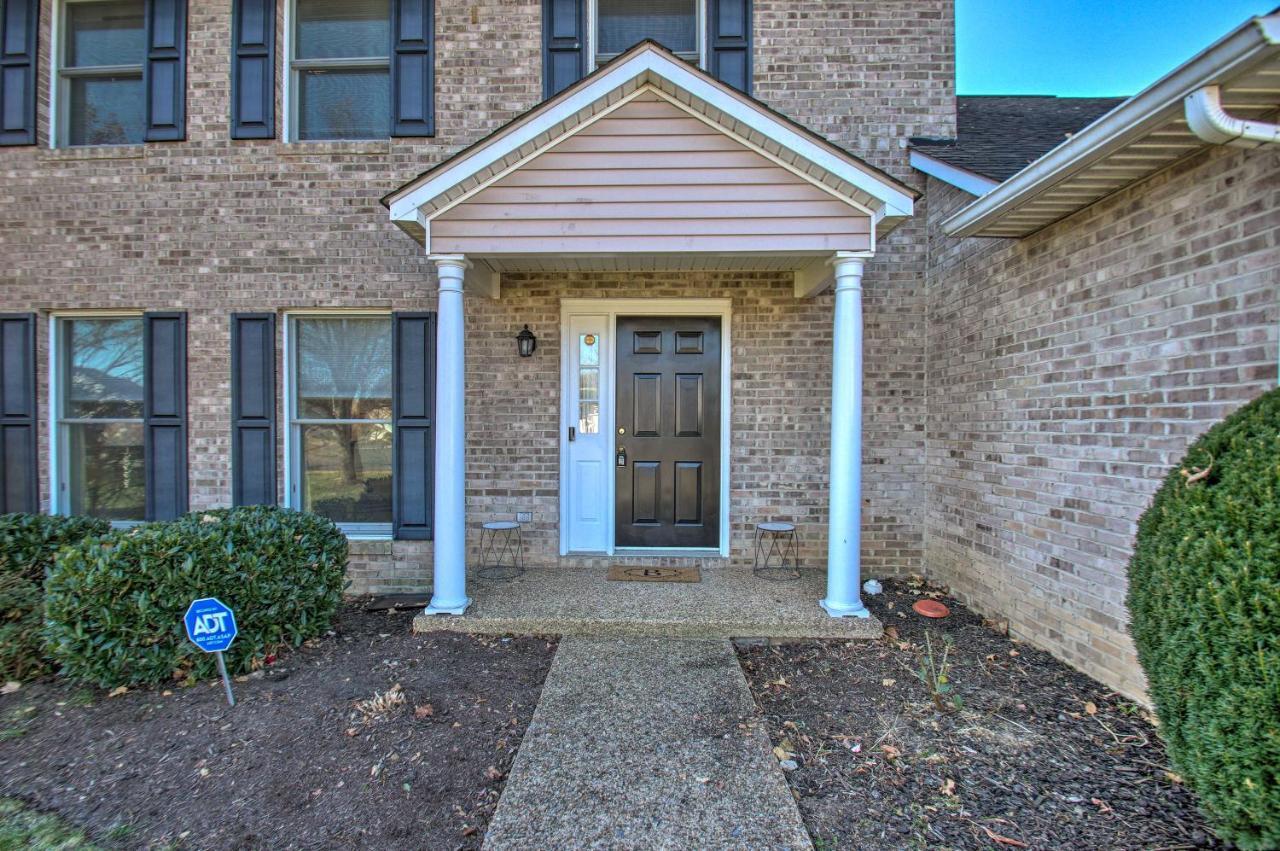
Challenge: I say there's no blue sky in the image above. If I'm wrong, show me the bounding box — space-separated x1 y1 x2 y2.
957 1 1277 96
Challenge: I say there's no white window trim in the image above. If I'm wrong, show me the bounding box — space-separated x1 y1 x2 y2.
48 311 145 525
282 0 392 143
51 0 147 149
558 298 732 558
588 0 707 73
282 310 394 539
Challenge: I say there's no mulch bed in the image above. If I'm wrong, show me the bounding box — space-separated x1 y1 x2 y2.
738 577 1221 850
0 604 556 849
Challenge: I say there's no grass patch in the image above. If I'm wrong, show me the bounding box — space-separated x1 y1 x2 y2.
0 798 96 850
0 705 37 741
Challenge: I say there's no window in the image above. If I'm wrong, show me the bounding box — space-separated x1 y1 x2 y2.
57 0 146 146
578 333 600 434
55 316 146 520
288 315 393 533
595 0 700 67
289 0 390 140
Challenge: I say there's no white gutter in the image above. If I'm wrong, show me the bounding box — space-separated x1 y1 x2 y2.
944 11 1280 238
1185 84 1280 146
908 150 999 197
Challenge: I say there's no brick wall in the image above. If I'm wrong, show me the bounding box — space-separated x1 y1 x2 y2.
923 145 1280 700
1 0 948 593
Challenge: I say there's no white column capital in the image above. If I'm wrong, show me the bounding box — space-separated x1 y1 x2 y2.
828 251 872 291
428 254 472 290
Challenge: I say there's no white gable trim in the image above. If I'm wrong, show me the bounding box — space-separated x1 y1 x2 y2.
388 45 914 226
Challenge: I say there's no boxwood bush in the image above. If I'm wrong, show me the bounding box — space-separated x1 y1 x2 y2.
45 506 348 688
0 514 110 681
1127 387 1280 849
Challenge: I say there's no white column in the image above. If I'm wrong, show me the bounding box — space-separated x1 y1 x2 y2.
424 255 471 615
821 252 871 618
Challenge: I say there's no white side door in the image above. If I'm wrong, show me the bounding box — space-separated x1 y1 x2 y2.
564 315 610 552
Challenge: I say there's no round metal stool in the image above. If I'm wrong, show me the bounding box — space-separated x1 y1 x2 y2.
753 521 800 580
477 521 524 580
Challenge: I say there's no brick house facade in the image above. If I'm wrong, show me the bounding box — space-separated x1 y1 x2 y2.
0 0 1275 700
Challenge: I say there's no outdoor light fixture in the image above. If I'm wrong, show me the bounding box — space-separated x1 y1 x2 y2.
516 325 537 358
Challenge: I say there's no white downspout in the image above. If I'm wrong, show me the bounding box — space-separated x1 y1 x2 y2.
1185 85 1280 147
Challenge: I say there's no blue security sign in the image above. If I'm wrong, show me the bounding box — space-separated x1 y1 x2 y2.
184 597 238 653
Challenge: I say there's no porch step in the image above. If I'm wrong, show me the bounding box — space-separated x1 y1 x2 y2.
482 636 813 850
411 566 882 641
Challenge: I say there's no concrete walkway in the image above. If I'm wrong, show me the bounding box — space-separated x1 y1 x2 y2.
483 636 812 850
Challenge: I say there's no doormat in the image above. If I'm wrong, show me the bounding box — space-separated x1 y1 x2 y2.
365 593 431 612
607 566 701 583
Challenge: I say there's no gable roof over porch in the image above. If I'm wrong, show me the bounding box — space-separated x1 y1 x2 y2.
383 41 916 296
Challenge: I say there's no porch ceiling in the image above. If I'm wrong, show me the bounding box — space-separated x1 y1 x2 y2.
383 42 916 295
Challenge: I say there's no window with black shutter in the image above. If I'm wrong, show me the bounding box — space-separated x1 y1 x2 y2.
54 0 187 147
286 0 434 141
546 1 752 95
53 313 187 522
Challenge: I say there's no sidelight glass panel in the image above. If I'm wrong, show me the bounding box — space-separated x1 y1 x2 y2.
296 68 390 140
578 334 600 434
597 0 697 55
295 0 390 60
65 0 145 67
67 75 145 146
295 317 392 419
299 423 393 523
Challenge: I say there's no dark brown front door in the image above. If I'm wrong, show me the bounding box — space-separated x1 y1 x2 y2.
615 316 721 548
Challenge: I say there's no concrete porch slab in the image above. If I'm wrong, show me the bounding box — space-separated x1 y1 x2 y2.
412 566 882 640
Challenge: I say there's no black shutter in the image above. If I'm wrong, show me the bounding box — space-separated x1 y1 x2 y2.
392 313 435 540
143 0 187 141
0 314 37 513
230 0 275 139
543 0 586 98
143 312 187 521
231 313 276 506
390 0 433 136
708 0 751 94
0 0 37 146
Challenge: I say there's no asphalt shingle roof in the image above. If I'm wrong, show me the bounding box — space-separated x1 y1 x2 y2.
910 95 1127 183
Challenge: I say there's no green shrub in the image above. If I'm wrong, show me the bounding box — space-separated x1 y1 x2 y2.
45 506 348 688
0 514 110 681
1127 387 1280 849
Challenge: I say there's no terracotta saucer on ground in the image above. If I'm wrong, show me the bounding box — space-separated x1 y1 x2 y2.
913 599 950 618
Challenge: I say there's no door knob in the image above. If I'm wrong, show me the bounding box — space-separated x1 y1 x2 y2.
618 427 626 435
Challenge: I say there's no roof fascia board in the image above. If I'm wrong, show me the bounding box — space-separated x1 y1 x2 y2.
390 45 914 223
943 12 1280 238
908 150 999 197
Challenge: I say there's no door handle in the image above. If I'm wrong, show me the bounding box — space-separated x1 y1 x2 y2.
568 426 576 442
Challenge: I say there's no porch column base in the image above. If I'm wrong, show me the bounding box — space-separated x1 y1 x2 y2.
424 254 472 618
819 597 872 619
424 597 472 616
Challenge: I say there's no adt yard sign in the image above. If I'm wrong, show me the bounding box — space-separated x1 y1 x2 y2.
184 597 238 706
185 598 237 652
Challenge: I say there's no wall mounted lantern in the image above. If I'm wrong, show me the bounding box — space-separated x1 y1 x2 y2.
516 325 537 358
